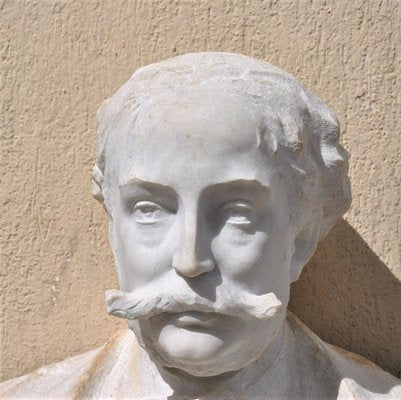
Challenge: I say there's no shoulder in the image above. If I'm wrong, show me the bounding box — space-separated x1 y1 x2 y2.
0 348 100 398
0 329 136 399
287 312 401 400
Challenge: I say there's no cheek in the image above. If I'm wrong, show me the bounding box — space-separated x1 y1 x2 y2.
211 227 270 277
113 215 177 288
211 218 293 290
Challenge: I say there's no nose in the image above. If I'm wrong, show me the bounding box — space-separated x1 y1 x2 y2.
172 205 215 278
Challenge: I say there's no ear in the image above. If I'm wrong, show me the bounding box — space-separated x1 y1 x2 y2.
92 164 112 215
290 208 323 282
92 164 104 202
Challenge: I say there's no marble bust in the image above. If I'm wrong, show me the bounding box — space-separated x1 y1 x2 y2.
1 52 400 399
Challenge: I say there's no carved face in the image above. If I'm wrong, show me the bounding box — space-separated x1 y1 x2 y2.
105 90 298 376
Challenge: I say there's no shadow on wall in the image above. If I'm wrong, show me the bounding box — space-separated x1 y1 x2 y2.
289 219 401 378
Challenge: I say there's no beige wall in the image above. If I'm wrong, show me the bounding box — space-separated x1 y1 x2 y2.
1 0 400 381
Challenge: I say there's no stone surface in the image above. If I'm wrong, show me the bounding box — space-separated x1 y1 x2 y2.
1 52 400 398
1 313 400 399
1 0 400 383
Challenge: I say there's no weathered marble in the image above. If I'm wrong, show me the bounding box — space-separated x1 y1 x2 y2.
1 53 400 399
2 313 400 399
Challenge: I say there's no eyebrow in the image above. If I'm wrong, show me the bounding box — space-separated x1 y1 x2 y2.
119 177 270 193
119 177 173 191
205 179 270 195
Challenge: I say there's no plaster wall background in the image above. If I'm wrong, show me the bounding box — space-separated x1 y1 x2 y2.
1 0 400 381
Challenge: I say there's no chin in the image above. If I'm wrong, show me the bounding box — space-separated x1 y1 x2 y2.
158 330 267 377
157 324 226 365
133 312 285 377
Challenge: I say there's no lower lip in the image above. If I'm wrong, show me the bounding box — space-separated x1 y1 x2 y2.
174 311 218 328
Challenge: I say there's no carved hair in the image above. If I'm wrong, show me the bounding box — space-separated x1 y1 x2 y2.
93 52 351 239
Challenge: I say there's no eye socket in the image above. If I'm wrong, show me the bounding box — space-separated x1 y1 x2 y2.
219 201 256 226
132 201 172 225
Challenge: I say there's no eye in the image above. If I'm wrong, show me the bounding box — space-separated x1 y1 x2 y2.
132 201 171 225
219 201 255 227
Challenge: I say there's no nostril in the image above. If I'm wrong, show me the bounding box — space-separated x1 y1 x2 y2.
198 259 215 272
172 253 215 278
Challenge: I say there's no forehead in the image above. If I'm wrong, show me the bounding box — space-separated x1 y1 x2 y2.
132 90 261 151
107 90 281 192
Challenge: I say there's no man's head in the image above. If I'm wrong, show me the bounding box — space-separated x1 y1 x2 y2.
92 53 351 376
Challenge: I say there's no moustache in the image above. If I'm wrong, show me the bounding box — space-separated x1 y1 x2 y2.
105 280 282 321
